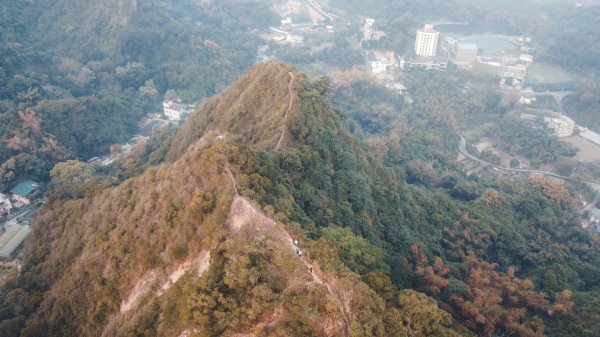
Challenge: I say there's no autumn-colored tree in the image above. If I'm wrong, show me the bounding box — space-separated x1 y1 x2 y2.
532 176 571 204
405 245 449 296
397 289 462 337
547 289 574 316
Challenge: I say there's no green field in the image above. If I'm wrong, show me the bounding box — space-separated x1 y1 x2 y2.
528 63 574 84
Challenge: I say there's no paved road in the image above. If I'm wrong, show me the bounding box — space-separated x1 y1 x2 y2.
458 136 600 210
458 136 569 180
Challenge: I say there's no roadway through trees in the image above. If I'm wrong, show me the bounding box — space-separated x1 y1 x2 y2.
458 135 600 212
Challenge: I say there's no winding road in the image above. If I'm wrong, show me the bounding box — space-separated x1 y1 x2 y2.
458 136 570 180
458 136 600 211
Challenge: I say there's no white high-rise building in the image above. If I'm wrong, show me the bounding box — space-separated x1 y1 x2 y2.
414 24 439 57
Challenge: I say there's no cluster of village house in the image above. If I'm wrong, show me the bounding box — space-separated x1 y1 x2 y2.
162 100 194 121
0 180 40 219
0 181 40 260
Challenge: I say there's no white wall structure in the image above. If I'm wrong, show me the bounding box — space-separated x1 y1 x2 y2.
415 24 439 57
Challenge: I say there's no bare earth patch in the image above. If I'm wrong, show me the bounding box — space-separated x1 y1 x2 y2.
158 250 211 296
120 270 157 313
565 135 600 162
228 196 275 233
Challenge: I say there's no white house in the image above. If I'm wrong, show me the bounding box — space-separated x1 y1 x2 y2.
0 193 12 217
162 101 191 121
590 209 600 224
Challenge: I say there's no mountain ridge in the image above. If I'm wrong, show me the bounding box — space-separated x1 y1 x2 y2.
1 62 433 337
167 61 300 160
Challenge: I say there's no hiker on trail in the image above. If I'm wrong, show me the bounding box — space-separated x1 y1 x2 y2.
295 247 300 255
310 266 313 273
294 239 299 245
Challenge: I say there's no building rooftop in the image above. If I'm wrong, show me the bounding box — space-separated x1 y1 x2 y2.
591 208 600 218
580 130 600 146
420 24 437 33
10 180 38 198
0 223 30 258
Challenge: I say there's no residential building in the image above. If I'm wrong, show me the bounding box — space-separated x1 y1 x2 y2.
363 18 375 40
415 24 439 57
162 100 192 121
10 180 39 206
0 193 12 217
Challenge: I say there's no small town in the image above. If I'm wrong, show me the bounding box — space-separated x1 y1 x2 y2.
256 0 600 233
0 181 42 275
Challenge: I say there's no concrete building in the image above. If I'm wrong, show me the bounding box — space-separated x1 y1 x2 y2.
415 24 439 57
591 208 600 222
580 129 600 146
10 181 39 206
162 100 191 121
590 209 600 234
455 43 478 63
371 59 388 74
363 18 375 40
0 193 12 217
401 58 447 71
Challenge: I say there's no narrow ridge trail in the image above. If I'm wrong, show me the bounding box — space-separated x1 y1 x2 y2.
275 72 294 151
224 163 350 335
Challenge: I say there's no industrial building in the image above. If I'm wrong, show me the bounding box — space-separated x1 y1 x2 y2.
0 222 30 259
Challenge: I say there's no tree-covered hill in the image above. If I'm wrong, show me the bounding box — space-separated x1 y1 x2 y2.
0 0 276 191
2 61 599 336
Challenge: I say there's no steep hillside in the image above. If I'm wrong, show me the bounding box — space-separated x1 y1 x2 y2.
0 62 467 337
167 62 300 159
3 62 599 337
